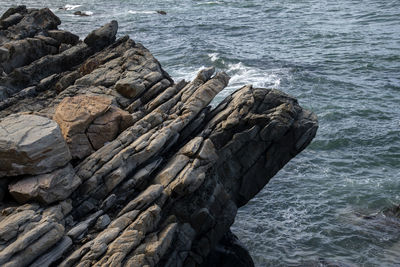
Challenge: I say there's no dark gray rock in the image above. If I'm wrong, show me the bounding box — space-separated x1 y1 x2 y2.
201 230 254 267
84 20 118 51
0 114 71 177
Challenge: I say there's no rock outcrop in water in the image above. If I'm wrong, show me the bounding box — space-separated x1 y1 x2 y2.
0 6 318 267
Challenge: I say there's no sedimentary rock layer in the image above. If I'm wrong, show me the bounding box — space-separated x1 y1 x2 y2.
0 6 318 267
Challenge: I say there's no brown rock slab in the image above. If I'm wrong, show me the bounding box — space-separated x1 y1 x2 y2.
53 94 133 159
53 95 112 159
87 106 134 150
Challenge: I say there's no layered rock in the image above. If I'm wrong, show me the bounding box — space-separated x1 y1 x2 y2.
0 6 318 267
53 95 133 159
9 164 80 204
0 114 71 177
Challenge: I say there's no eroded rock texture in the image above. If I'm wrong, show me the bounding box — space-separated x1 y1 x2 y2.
0 6 318 267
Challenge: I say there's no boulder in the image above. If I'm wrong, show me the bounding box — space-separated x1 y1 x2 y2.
0 5 27 21
0 114 71 177
84 20 118 51
53 95 133 159
86 106 134 150
0 13 23 29
1 37 59 73
8 163 81 204
73 11 90 17
47 30 79 46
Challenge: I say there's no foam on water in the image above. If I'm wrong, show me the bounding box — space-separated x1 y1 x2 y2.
208 53 219 62
169 59 285 105
171 52 285 103
64 4 81 10
82 11 93 16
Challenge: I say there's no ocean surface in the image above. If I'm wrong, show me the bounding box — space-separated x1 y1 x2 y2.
1 0 399 266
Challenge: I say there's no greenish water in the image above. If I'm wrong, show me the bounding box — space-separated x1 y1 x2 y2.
1 1 399 266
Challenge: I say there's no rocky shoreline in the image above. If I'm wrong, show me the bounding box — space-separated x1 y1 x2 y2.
0 6 318 266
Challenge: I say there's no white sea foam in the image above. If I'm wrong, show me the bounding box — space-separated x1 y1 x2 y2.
225 62 282 89
64 4 82 10
208 53 220 62
170 62 285 106
83 11 94 16
170 66 207 83
128 10 158 15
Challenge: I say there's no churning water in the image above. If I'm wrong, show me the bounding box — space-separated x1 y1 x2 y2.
1 0 399 266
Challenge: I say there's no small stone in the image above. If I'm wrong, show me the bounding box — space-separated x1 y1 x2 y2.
94 214 111 230
73 11 89 17
100 194 117 211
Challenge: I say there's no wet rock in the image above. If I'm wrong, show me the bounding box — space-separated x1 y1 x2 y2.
73 11 89 17
383 204 400 219
0 114 71 177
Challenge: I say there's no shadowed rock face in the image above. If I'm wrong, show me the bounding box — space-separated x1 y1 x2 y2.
0 6 318 267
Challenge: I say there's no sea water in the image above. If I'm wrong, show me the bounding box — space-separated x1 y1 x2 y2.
1 0 399 266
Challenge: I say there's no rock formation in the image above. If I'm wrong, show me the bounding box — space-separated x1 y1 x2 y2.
0 6 318 267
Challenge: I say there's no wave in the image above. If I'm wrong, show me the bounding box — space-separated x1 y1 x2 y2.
208 53 219 62
64 4 82 10
82 11 94 16
170 60 285 105
226 62 282 90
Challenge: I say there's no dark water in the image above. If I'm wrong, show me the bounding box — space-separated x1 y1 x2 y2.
1 0 400 266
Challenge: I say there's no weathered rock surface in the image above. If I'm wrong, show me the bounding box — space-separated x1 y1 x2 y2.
53 95 133 159
84 20 118 51
9 163 81 204
0 6 318 267
0 114 71 177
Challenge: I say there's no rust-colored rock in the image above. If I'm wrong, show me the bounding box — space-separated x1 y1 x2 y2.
53 95 112 159
87 106 133 150
53 95 133 159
